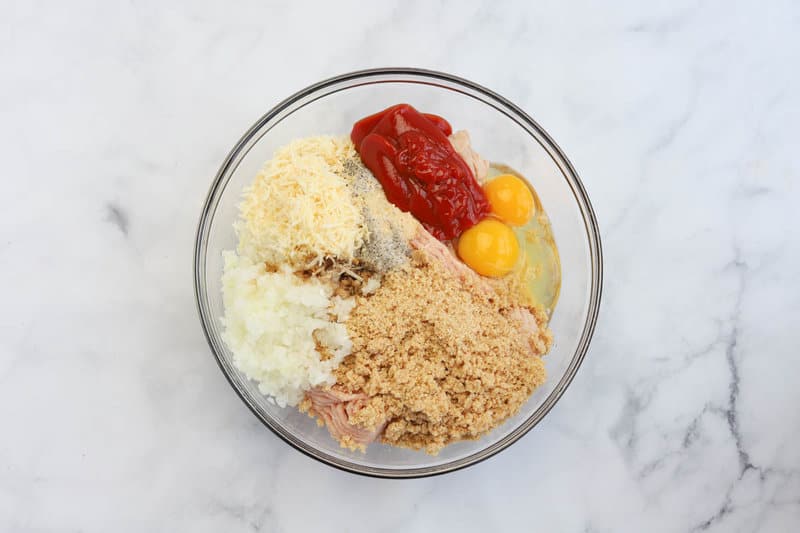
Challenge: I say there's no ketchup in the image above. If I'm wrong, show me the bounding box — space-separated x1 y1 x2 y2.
351 104 490 240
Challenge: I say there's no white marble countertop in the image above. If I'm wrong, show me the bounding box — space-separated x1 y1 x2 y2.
3 1 799 531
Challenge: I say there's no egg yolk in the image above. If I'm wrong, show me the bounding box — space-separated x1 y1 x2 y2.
483 174 535 226
457 219 519 277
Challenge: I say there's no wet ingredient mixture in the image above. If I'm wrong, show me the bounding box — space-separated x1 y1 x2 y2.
221 103 560 455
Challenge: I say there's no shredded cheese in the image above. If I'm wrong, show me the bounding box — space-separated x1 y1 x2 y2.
236 136 366 268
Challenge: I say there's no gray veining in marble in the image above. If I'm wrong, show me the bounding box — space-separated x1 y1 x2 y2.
1 1 798 531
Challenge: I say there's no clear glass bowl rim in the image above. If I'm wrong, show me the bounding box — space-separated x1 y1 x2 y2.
193 67 603 478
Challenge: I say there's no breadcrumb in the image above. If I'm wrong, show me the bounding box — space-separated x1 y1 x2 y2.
335 253 550 454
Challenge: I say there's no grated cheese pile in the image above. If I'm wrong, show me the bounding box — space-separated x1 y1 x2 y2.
236 136 366 268
221 252 353 407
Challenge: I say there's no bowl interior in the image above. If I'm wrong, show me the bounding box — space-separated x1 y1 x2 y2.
195 70 601 477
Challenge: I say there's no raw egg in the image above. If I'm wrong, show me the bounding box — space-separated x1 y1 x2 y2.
483 174 535 226
457 219 519 277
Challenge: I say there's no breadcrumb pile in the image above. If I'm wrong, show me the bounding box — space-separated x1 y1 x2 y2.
334 252 550 454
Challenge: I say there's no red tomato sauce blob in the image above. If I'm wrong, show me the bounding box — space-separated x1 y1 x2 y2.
351 104 490 240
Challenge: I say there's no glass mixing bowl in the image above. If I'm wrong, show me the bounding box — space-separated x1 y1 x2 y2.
194 68 602 478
